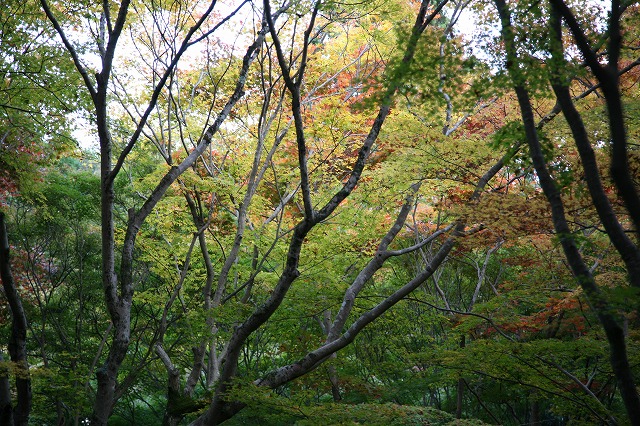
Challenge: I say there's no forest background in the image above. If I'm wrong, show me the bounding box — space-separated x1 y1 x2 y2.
1 0 639 425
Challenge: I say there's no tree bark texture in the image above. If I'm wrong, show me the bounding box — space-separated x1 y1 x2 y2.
0 212 31 426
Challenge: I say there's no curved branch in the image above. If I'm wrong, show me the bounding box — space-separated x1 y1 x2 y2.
39 0 97 99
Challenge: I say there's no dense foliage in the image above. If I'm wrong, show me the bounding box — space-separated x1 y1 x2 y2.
1 0 639 425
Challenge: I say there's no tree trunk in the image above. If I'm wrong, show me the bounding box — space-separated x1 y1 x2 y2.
328 363 342 402
0 353 13 425
530 399 540 426
494 1 640 423
0 212 31 426
456 335 465 419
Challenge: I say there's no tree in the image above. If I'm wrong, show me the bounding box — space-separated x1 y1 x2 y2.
0 0 89 422
494 0 640 422
37 0 287 422
0 212 30 426
0 0 636 424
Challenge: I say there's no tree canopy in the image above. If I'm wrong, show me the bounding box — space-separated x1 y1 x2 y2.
1 0 639 425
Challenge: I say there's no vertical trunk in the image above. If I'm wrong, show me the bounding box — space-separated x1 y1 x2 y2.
320 312 341 402
162 381 182 426
455 335 465 419
529 398 540 426
0 212 31 425
0 353 13 425
157 344 182 426
328 362 342 402
56 400 66 425
91 76 123 424
0 213 31 426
